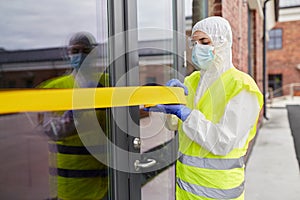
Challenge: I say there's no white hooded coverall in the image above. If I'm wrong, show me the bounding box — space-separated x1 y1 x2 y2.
174 17 263 200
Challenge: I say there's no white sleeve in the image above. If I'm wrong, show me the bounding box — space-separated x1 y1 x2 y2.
182 90 260 156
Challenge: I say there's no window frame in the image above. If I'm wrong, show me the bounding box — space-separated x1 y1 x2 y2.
268 28 283 50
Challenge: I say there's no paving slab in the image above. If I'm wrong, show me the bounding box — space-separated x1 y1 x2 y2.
245 108 300 200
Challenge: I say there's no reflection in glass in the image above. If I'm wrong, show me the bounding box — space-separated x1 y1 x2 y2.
137 0 177 199
0 1 110 200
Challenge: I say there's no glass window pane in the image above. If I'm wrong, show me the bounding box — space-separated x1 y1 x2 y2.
275 29 282 36
268 42 275 49
269 30 275 37
0 1 110 200
137 0 173 41
137 0 177 199
268 29 282 50
275 38 282 49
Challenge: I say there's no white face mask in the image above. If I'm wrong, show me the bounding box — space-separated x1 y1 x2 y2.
192 43 215 70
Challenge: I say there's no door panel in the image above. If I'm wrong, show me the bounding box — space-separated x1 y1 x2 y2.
0 0 185 199
137 0 185 199
0 1 111 199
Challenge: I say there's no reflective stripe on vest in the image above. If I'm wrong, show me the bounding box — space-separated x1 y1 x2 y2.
178 152 244 170
177 178 244 199
49 167 108 178
49 143 108 178
48 143 106 155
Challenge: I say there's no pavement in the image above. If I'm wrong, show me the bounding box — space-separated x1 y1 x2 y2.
245 96 300 200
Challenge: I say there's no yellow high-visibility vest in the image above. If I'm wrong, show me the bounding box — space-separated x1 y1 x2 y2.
40 74 108 200
176 68 263 200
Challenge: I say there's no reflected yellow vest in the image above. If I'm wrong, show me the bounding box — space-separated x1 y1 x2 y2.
40 74 108 200
176 68 263 200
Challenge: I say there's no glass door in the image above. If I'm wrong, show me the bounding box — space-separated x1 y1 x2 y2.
0 0 185 199
137 0 177 198
105 0 185 199
70 1 186 198
0 1 112 199
133 0 186 199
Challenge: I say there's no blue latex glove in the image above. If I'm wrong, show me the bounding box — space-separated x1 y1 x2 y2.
144 104 191 121
166 79 188 95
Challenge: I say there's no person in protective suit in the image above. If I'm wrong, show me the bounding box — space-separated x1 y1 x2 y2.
38 32 108 200
145 17 263 200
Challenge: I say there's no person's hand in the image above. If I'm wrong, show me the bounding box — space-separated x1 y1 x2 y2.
144 104 191 121
62 110 73 123
166 79 188 95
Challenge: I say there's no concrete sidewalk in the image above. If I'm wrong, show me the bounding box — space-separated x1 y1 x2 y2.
245 97 300 200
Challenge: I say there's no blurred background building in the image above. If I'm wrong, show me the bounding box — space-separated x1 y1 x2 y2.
267 0 300 97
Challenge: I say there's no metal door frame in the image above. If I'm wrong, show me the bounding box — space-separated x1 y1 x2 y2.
107 0 185 199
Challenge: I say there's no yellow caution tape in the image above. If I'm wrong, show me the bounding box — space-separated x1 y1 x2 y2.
0 86 186 114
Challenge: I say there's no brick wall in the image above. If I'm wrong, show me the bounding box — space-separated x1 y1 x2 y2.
254 12 264 90
209 0 222 16
209 0 264 90
213 0 265 159
268 20 300 95
223 0 249 72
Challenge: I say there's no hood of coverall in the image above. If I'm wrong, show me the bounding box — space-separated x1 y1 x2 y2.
68 31 97 49
191 17 234 101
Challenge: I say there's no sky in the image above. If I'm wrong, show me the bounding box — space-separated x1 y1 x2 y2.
0 0 193 51
0 0 100 50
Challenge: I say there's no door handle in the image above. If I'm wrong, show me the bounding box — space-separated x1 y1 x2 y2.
134 158 157 171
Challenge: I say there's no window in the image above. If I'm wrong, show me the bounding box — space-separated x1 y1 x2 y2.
268 74 282 97
268 29 282 50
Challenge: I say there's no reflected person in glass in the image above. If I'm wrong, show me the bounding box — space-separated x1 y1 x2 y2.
38 32 108 200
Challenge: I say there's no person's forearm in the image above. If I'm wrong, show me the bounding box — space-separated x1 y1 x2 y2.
182 91 260 156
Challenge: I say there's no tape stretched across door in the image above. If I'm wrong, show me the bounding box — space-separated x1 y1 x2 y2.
0 86 186 114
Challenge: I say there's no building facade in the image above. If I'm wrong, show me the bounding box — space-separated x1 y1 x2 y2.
267 0 300 96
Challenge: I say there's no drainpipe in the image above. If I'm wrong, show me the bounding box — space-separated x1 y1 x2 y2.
263 0 270 120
